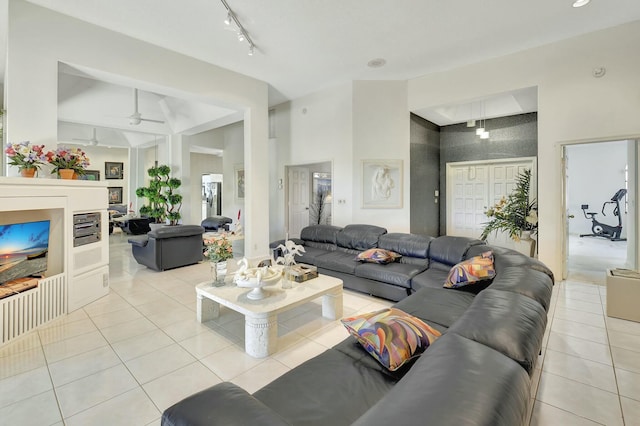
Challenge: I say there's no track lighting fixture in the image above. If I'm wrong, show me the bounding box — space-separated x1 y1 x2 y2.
220 0 256 56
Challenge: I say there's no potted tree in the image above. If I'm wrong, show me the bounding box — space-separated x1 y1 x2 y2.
480 168 538 243
136 164 183 226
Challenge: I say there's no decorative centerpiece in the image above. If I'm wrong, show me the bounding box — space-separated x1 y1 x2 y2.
204 235 233 286
4 141 47 177
46 145 90 179
480 169 538 242
275 239 306 289
234 258 281 300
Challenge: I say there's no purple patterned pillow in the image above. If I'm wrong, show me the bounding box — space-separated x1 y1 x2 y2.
444 251 496 289
341 308 441 371
355 248 401 264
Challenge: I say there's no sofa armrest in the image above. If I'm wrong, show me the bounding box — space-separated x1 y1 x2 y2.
162 382 290 426
127 235 148 247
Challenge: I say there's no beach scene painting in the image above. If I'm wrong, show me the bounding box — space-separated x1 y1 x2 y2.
0 220 50 285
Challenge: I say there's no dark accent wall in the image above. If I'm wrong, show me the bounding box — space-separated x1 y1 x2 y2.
410 114 440 237
438 112 538 234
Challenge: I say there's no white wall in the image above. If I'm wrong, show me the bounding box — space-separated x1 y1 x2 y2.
288 84 354 228
5 0 270 259
352 81 410 232
408 21 640 278
566 141 628 237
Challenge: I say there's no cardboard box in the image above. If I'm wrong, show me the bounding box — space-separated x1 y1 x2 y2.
288 264 318 283
606 269 640 323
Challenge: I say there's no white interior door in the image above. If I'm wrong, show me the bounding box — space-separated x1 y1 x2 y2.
447 158 537 248
449 165 488 238
288 167 310 238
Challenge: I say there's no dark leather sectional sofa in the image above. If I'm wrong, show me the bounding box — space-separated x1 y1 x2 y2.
162 224 554 426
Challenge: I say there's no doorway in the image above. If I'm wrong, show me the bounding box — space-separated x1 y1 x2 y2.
285 161 332 238
563 140 637 283
202 174 223 221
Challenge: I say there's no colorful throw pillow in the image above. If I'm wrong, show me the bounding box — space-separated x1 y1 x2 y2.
341 308 441 371
444 251 496 289
355 248 401 264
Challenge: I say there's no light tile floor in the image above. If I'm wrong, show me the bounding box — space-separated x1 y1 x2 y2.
0 233 638 425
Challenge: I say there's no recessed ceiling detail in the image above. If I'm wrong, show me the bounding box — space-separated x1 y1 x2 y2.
412 87 538 126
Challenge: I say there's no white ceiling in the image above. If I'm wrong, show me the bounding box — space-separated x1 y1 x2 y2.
4 0 640 137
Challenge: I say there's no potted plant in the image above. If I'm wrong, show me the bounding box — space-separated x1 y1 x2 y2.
135 164 183 225
204 235 233 286
45 145 90 179
4 141 47 177
480 169 538 242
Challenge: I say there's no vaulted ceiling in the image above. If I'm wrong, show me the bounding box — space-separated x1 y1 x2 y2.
4 0 640 145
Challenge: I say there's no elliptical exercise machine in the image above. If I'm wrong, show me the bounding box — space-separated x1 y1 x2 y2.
579 188 627 241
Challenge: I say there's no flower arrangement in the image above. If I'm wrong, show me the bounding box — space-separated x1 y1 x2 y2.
275 240 306 267
46 145 90 175
5 141 47 171
204 236 233 263
480 169 538 242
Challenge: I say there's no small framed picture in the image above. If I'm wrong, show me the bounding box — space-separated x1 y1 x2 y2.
82 170 100 181
107 186 123 204
362 159 403 209
235 165 245 202
105 162 124 180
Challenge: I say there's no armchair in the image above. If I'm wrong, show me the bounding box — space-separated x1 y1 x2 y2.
128 225 205 271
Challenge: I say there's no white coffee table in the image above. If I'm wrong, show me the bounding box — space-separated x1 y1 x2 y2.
196 274 343 358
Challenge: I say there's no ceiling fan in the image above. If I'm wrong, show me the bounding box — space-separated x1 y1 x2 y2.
128 88 165 125
73 127 99 146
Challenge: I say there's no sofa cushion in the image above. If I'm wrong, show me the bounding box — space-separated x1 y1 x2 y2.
254 348 398 426
410 266 450 292
313 250 360 274
356 248 401 264
300 224 342 245
162 382 289 426
294 245 331 266
149 224 205 239
336 224 387 250
488 266 553 311
341 308 441 371
392 287 475 332
447 289 547 374
352 334 530 426
429 235 485 266
466 244 555 282
355 262 427 289
444 251 496 289
378 233 432 266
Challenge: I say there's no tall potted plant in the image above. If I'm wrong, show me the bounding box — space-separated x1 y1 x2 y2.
135 164 183 225
480 169 538 242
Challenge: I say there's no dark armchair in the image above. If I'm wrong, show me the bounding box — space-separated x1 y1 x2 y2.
128 225 205 271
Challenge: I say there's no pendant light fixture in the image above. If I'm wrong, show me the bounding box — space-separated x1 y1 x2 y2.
476 101 485 136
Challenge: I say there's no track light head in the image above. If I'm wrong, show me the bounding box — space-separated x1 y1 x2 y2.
224 12 232 25
237 32 245 42
248 45 255 56
480 131 490 139
475 127 485 136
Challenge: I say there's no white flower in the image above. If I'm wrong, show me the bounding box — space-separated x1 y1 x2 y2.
275 240 306 266
526 209 538 226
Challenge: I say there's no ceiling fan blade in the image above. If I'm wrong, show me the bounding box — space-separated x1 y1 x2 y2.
140 117 165 124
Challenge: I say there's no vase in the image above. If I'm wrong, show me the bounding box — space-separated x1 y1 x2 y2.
58 169 75 180
20 168 36 178
520 230 532 240
282 265 294 289
211 260 227 287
